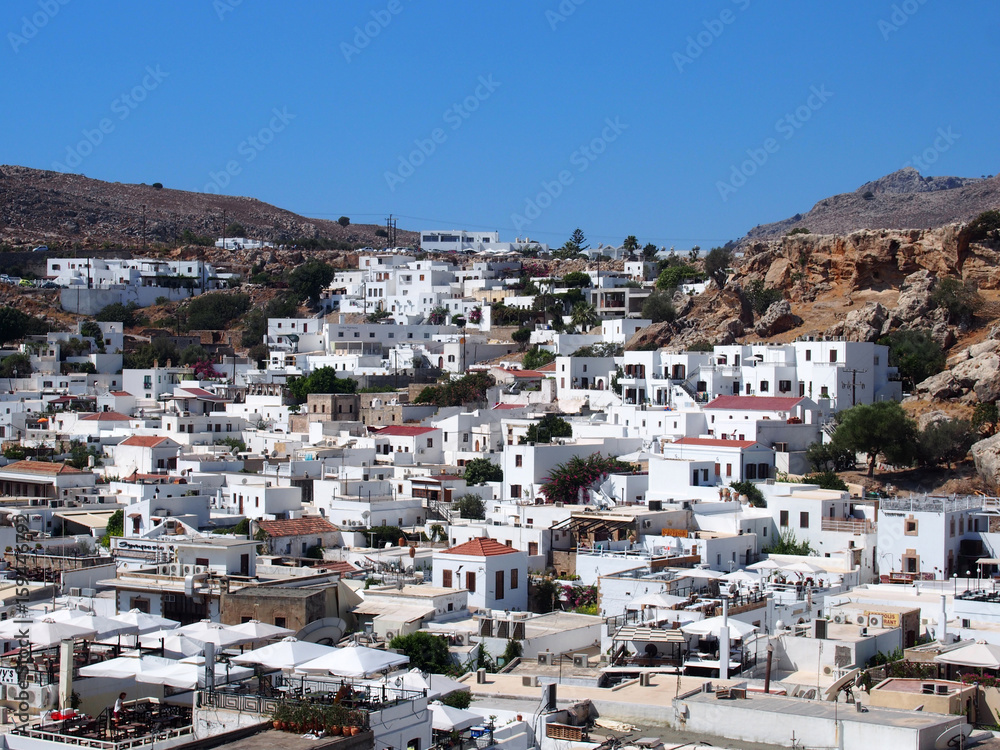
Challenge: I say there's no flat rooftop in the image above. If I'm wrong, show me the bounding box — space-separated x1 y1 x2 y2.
680 690 958 730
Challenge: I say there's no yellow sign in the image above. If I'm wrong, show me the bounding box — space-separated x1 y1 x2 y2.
661 528 688 538
865 610 900 628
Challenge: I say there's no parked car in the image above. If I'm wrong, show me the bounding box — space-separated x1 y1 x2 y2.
18 279 33 287
40 282 59 289
32 246 48 252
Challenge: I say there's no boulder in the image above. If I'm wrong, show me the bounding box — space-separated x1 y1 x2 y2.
917 410 951 431
835 302 887 342
972 433 1000 489
754 300 802 337
914 370 964 401
893 269 936 324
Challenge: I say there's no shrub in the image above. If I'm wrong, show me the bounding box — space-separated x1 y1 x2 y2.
287 366 357 403
931 277 981 326
439 691 472 709
805 471 849 491
878 329 946 390
642 289 676 323
730 480 765 507
454 494 486 519
523 346 555 370
152 182 163 189
521 414 572 444
540 454 637 505
184 293 250 330
337 216 350 227
463 458 502 485
744 280 783 316
786 227 811 236
964 209 1000 243
766 528 814 555
389 632 453 674
562 271 592 288
414 372 495 407
656 264 700 290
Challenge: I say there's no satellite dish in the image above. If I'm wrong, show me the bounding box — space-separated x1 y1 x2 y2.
362 511 371 520
934 724 971 750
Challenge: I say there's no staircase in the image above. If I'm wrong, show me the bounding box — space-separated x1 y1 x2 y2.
426 498 455 523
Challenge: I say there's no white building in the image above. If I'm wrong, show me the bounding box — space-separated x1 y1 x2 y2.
433 538 528 612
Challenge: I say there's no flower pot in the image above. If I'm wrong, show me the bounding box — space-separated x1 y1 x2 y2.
328 726 342 736
350 726 361 736
273 721 281 729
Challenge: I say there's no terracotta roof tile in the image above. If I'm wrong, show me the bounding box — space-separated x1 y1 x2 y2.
704 396 805 411
80 411 131 422
257 517 338 537
671 437 760 449
120 436 175 448
443 538 518 557
0 460 83 475
377 425 437 436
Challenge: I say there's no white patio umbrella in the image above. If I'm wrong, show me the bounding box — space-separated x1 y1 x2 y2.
110 609 180 635
389 669 469 700
66 613 140 640
176 620 255 649
782 561 826 576
747 559 782 571
34 605 92 622
720 570 760 585
138 630 209 658
136 660 253 690
681 616 757 640
228 620 294 642
78 654 177 679
232 637 337 671
17 618 97 647
295 643 409 678
430 702 480 732
934 642 1000 670
625 592 687 610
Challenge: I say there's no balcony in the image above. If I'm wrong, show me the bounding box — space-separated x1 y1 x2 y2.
821 518 876 534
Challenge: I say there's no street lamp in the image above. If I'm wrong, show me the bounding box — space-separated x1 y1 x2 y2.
953 574 958 597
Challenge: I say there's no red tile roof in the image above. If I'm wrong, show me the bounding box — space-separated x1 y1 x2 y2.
377 425 437 436
536 362 557 372
80 411 131 421
109 391 132 397
495 368 545 378
0 460 83 475
705 396 805 411
492 403 525 410
314 560 359 576
257 517 338 537
120 436 175 448
671 437 759 449
443 538 518 557
177 388 227 401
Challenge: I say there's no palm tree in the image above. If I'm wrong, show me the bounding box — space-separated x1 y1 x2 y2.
623 235 639 255
571 301 599 333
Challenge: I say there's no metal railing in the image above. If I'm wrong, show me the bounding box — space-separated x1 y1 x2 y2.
821 518 876 534
881 494 985 513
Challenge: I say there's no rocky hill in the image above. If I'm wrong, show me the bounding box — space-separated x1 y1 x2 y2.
743 167 999 241
0 165 416 249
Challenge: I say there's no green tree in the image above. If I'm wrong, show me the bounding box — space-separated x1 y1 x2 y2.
562 271 592 288
428 306 450 325
123 338 180 369
703 246 732 288
804 471 849 492
765 528 814 555
744 280 783 316
730 480 765 507
288 260 335 303
931 277 981 326
523 346 555 370
622 236 639 255
511 327 532 351
389 632 453 674
454 494 486 519
917 419 975 469
570 302 599 333
570 342 622 357
66 440 103 470
831 401 918 477
878 329 946 390
521 414 573 444
973 402 999 436
287 367 357 403
463 458 503 485
337 216 351 227
964 209 1000 243
641 243 659 261
179 344 209 366
95 302 141 327
240 296 301 348
656 264 700 291
563 228 589 255
414 372 495 407
451 314 467 328
225 222 246 237
0 307 49 344
642 290 677 324
100 509 124 548
0 353 33 378
806 441 856 472
366 525 405 546
79 320 104 348
184 293 250 330
439 691 472 709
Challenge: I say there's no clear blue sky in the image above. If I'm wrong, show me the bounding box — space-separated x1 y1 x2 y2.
5 1 998 249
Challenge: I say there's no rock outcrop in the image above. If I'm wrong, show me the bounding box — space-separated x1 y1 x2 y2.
754 300 802 337
972 432 1000 489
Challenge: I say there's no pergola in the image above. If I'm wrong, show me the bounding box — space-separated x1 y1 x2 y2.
611 625 686 667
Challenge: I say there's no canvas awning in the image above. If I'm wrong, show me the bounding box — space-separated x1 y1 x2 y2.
353 601 435 623
612 626 686 644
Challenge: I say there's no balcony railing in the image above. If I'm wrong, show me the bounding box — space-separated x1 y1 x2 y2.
821 518 876 534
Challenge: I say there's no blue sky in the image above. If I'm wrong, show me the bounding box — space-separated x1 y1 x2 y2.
4 1 998 249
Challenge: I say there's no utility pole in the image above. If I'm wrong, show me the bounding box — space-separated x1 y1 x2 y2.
141 204 146 252
222 210 227 252
841 368 867 406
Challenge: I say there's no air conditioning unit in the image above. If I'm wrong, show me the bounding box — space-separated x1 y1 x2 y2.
833 615 844 624
183 565 194 575
68 587 81 597
868 615 883 628
454 634 465 646
573 654 588 668
81 588 96 598
822 666 833 675
537 653 552 666
385 630 395 640
855 615 866 626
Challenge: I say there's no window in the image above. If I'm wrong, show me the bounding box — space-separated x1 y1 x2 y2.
495 570 504 599
426 438 433 448
274 617 286 628
745 464 757 479
528 542 538 556
511 568 519 589
950 518 956 537
515 454 523 467
830 349 838 363
959 516 965 534
726 463 732 477
780 510 788 527
779 380 791 392
465 571 476 592
800 512 809 529
510 484 521 498
442 569 453 587
805 350 812 361
760 380 769 392
757 463 769 479
904 518 918 535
